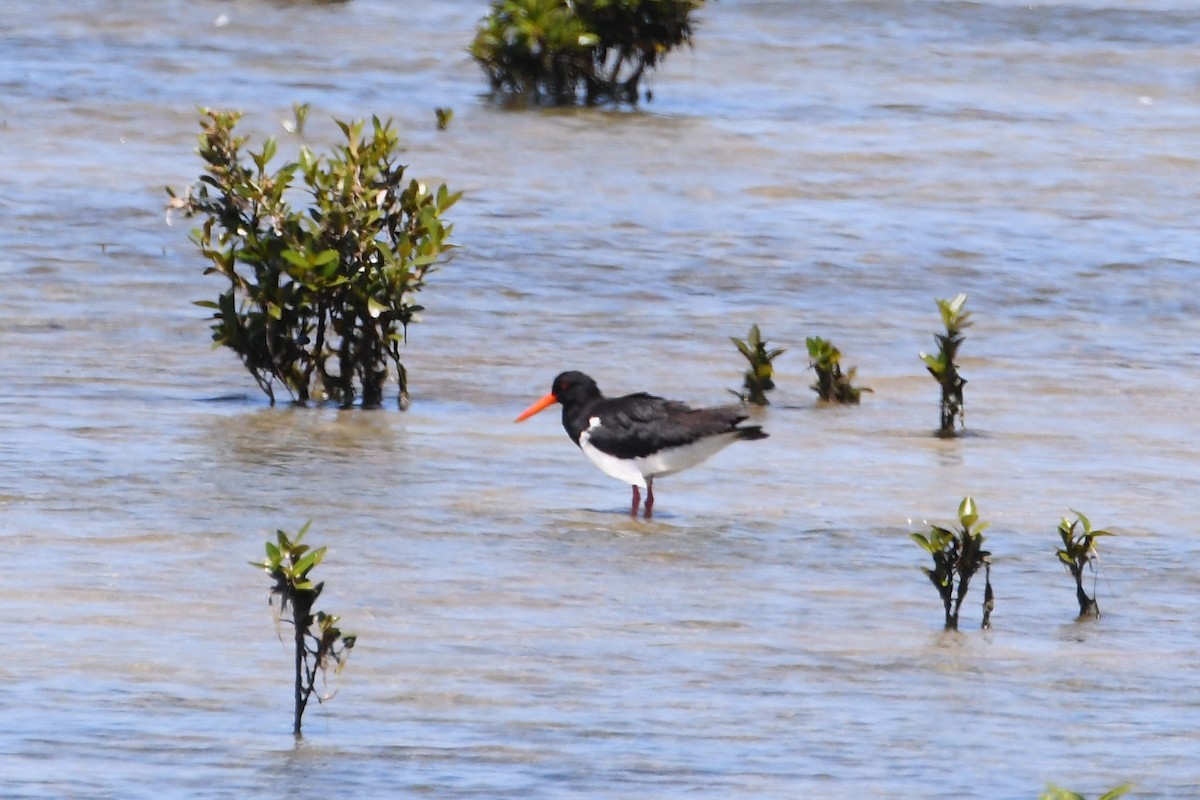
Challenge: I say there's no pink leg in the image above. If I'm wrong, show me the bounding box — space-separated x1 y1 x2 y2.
630 485 640 517
644 479 654 518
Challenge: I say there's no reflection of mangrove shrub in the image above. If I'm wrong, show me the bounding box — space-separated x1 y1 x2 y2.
1055 511 1114 619
911 496 993 630
253 521 356 737
470 0 704 105
730 324 784 406
920 293 971 435
170 109 459 408
806 336 870 404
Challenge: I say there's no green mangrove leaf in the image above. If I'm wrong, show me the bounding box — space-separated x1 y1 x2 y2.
293 546 327 578
958 496 977 522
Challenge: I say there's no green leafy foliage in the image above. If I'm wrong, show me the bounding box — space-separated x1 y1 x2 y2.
252 521 356 736
1040 783 1132 800
805 336 870 404
470 0 705 105
169 108 460 408
910 496 993 630
1056 510 1115 618
920 293 971 435
730 324 784 406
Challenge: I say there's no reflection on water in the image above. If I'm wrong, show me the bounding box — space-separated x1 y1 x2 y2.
2 0 1200 796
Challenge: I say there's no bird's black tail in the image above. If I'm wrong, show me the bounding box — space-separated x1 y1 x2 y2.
736 425 768 441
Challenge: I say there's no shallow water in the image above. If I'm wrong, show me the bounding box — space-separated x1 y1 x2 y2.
2 0 1200 796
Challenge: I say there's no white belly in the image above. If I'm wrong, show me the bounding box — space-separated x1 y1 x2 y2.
578 426 741 488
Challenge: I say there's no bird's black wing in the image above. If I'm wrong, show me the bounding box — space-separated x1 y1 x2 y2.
588 394 756 460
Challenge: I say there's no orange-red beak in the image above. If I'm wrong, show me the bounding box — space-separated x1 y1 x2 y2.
515 392 558 422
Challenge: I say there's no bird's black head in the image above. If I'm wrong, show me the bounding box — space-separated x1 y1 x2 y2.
516 370 603 425
550 371 602 408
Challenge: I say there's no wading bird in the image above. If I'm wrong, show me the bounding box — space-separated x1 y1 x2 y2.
515 371 768 517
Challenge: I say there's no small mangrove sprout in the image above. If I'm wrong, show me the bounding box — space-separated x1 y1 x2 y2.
731 324 785 406
284 101 310 135
252 521 356 737
1055 510 1114 618
805 335 870 404
920 293 971 436
911 496 993 630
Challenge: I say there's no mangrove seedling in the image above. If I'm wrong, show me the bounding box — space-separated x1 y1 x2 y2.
470 0 705 105
252 521 356 737
805 336 870 404
920 293 971 435
168 109 460 408
731 324 785 405
911 496 993 630
1055 510 1114 618
1040 783 1131 800
283 101 310 135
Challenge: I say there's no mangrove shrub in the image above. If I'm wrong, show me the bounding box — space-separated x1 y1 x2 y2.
169 109 459 408
470 0 705 105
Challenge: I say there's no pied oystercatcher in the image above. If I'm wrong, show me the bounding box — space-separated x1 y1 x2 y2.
515 371 769 517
